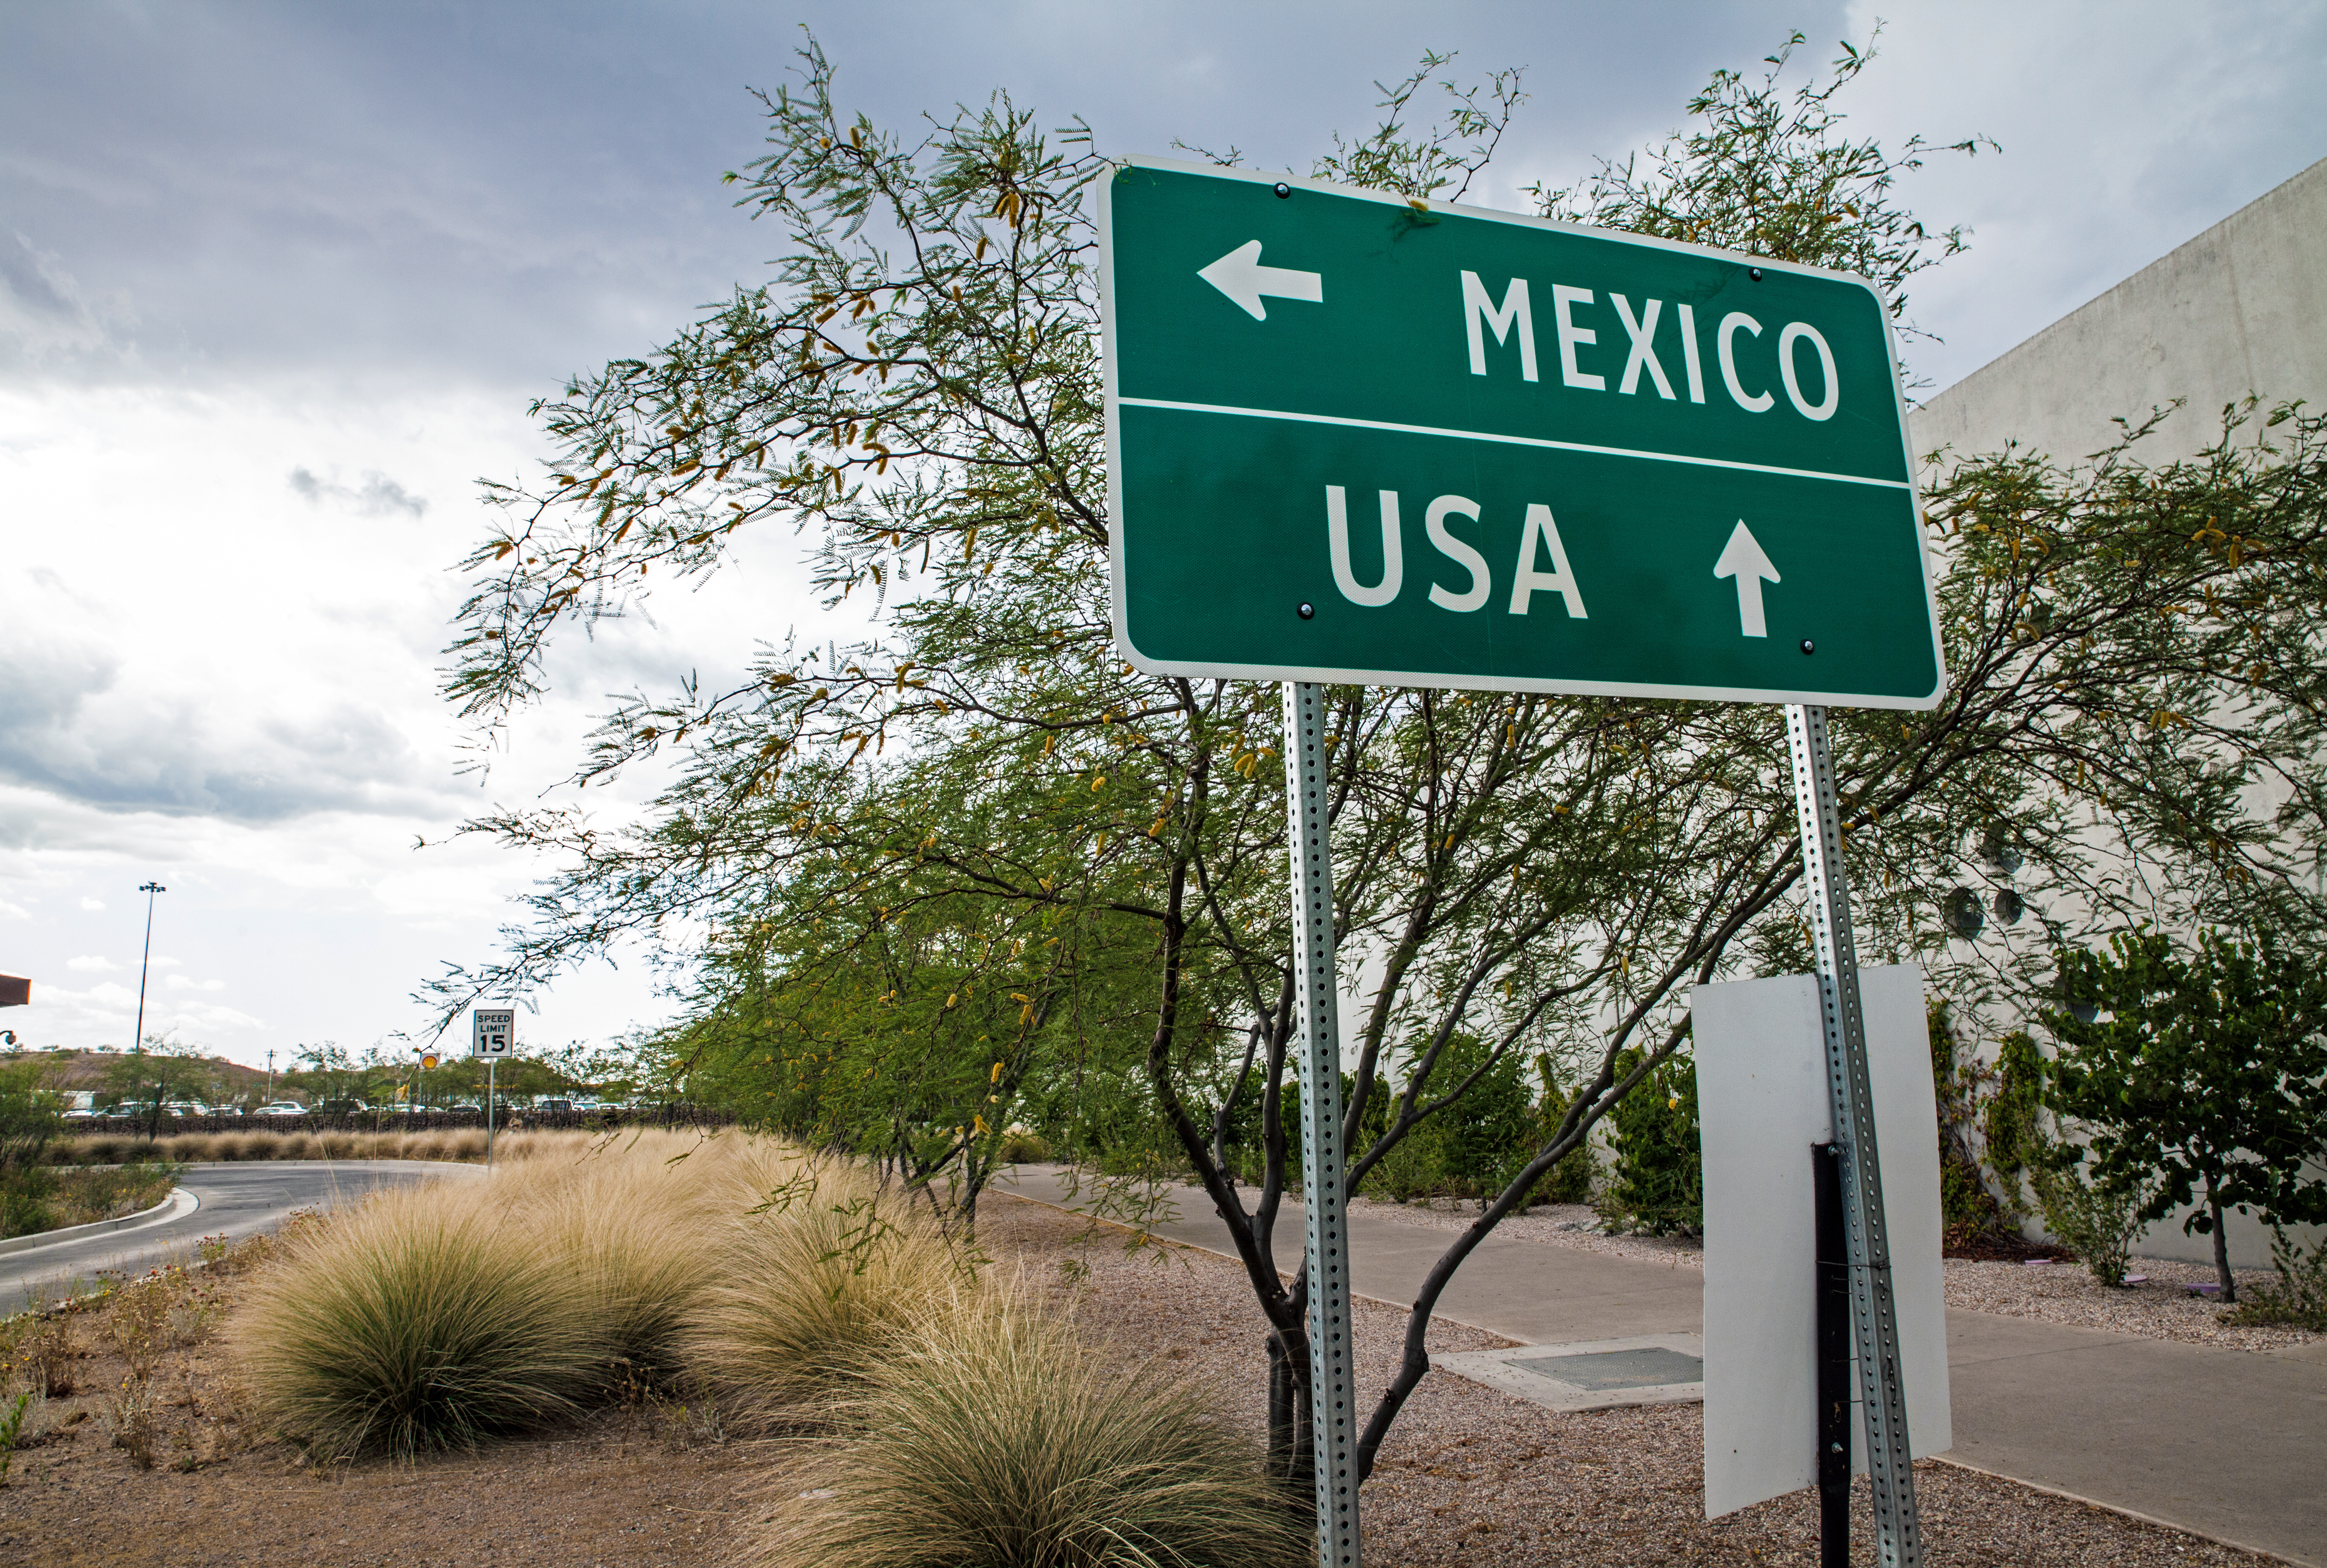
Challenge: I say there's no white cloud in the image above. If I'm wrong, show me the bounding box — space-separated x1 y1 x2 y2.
79 896 104 911
64 954 116 971
0 898 25 919
288 466 428 518
164 972 225 992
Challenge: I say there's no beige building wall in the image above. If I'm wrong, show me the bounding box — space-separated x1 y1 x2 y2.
1911 156 2327 470
1907 157 2327 1272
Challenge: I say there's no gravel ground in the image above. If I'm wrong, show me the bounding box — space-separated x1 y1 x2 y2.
986 1194 2272 1566
1347 1196 2321 1352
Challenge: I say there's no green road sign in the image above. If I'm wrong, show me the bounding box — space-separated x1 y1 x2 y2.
1100 158 1946 709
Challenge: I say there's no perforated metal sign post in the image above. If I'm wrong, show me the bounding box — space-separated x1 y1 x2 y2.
1100 157 1939 1568
472 1008 514 1167
1788 708 1923 1565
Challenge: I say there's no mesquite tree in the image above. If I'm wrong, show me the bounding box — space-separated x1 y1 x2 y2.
435 33 2327 1490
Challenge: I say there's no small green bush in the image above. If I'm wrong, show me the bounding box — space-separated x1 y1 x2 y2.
1355 1035 1540 1204
1530 1059 1598 1206
744 1291 1309 1568
2028 1155 2149 1287
1983 1032 2048 1220
2220 1231 2327 1331
1599 1050 1701 1236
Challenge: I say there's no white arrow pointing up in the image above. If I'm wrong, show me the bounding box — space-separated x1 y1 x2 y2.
1712 520 1780 638
1197 240 1324 321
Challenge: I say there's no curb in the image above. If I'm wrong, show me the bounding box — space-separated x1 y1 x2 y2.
0 1186 199 1259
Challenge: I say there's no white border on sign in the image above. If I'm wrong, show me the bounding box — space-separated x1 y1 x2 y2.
1096 155 1948 712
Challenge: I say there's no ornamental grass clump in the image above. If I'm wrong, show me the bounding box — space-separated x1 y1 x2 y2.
512 1135 725 1384
237 1181 601 1459
684 1158 965 1425
743 1287 1308 1568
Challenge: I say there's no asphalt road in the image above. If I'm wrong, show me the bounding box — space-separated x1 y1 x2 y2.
1 1160 485 1313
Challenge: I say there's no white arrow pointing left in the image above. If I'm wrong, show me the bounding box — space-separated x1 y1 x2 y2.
1712 520 1781 638
1197 240 1324 321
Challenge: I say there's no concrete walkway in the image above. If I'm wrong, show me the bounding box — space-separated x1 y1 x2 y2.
997 1167 2327 1566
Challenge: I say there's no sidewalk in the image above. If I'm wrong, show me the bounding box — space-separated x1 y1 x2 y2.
996 1166 2327 1566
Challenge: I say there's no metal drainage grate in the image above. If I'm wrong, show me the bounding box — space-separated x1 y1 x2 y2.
1507 1346 1705 1391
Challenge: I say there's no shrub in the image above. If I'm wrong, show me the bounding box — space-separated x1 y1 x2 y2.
237 1182 603 1459
1599 1050 1702 1236
1530 1058 1599 1207
1357 1036 1540 1204
1978 1030 2045 1216
2029 1155 2150 1287
742 1289 1309 1568
2220 1231 2327 1331
0 1166 59 1238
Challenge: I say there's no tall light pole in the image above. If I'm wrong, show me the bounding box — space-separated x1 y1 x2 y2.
132 881 166 1054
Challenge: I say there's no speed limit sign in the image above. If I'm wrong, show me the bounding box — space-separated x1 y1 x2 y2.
471 1008 515 1059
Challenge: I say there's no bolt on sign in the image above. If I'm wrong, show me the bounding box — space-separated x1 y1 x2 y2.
1101 158 1945 709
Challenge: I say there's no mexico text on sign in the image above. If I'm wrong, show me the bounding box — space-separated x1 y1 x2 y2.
1100 159 1945 708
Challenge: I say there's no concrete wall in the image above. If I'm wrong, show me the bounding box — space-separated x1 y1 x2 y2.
1910 155 2327 469
1906 156 2326 1273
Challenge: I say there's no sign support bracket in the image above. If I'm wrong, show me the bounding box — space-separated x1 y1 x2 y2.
1285 681 1359 1568
1786 704 1922 1567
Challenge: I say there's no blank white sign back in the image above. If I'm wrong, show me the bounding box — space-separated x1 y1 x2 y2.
1694 964 1952 1519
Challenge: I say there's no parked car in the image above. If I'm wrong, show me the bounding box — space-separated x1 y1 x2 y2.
253 1101 309 1117
162 1101 211 1117
315 1099 368 1116
63 1106 100 1119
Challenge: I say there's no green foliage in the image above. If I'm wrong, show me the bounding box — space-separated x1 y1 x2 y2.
1600 1051 1701 1236
0 1063 87 1238
2219 1231 2327 1331
1929 1005 2010 1246
0 1389 31 1486
1535 29 1991 358
1357 1038 1563 1204
2028 1157 2152 1287
2045 927 2327 1297
0 1056 64 1170
1530 1056 1598 1205
1982 1032 2048 1222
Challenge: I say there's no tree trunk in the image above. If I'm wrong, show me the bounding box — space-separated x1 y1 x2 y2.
1265 1326 1316 1514
2208 1177 2235 1302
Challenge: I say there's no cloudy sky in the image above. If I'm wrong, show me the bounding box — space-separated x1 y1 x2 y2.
3 0 2323 1073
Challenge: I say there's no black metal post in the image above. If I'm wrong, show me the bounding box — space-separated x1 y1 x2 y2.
1815 1141 1851 1568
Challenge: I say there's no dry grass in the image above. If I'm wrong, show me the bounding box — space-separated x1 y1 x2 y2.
49 1126 619 1166
229 1130 954 1455
224 1127 1297 1564
237 1178 604 1460
743 1283 1310 1568
683 1150 969 1426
